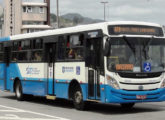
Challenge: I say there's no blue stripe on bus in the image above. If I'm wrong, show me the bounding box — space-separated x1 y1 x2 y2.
0 37 10 42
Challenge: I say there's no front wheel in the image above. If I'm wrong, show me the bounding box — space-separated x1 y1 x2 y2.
73 90 85 110
15 81 24 101
120 103 135 109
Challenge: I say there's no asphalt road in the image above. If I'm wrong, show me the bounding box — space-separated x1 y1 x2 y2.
0 91 165 120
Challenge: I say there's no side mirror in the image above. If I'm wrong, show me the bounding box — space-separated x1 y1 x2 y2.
104 38 111 56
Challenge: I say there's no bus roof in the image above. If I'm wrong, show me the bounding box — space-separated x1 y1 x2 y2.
10 21 163 41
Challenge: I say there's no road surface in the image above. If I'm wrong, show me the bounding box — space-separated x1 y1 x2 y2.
0 91 165 120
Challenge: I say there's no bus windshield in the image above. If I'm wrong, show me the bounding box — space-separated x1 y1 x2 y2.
107 37 165 73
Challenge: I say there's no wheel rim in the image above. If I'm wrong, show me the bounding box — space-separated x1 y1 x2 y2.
75 91 82 104
16 84 21 98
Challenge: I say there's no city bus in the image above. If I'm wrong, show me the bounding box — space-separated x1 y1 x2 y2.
0 21 165 110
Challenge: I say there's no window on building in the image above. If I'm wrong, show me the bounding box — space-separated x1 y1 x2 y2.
23 6 33 13
23 6 26 12
27 6 32 13
39 7 44 13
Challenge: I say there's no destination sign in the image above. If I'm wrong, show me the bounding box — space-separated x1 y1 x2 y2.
108 25 164 36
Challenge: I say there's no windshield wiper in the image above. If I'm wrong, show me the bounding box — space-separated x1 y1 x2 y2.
123 36 135 55
143 36 153 59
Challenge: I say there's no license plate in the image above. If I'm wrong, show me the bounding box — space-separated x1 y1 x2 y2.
136 95 147 100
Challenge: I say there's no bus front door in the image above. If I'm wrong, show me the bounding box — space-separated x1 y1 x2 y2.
88 69 100 100
46 43 56 95
87 38 101 100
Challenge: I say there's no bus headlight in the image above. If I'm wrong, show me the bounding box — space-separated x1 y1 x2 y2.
161 79 165 88
106 75 120 89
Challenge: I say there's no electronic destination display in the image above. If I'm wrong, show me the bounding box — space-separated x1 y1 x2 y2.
108 25 164 36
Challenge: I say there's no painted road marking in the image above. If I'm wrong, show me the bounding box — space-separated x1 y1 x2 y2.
0 105 70 120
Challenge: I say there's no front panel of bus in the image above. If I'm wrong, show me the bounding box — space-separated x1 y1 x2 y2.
103 24 165 103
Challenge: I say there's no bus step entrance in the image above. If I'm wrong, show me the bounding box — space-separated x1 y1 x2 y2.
46 95 56 100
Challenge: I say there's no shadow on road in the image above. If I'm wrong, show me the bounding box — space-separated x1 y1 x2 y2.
2 95 164 115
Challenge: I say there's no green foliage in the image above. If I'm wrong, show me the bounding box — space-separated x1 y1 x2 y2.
50 13 57 22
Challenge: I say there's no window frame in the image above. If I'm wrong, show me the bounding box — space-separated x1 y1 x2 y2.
39 7 44 13
11 38 44 63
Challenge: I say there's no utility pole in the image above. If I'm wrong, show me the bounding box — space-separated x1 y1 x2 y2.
100 1 108 21
56 0 59 28
45 0 50 26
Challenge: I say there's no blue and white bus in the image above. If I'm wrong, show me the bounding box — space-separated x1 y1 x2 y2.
0 21 165 110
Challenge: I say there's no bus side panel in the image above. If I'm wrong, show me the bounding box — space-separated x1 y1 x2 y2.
80 84 88 100
55 62 86 99
0 63 5 90
11 63 47 96
55 82 69 99
9 63 22 92
22 80 46 96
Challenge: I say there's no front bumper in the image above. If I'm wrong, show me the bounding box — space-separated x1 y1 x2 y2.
104 85 165 103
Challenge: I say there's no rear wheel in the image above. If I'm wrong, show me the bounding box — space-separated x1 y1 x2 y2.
15 81 24 101
120 103 135 109
73 90 85 110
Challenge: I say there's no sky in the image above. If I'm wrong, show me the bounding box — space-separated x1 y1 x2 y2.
0 0 165 24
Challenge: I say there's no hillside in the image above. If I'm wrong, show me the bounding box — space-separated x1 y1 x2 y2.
61 13 103 24
50 13 103 28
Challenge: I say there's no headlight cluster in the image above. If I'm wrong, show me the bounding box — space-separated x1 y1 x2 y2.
106 75 120 89
161 79 165 88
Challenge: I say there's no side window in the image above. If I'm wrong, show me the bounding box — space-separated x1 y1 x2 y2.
32 38 43 61
11 40 31 62
33 39 43 49
12 41 19 62
0 43 4 62
57 36 65 60
66 34 84 60
21 40 31 50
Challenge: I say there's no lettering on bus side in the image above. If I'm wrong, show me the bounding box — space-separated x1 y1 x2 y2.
26 66 40 75
62 67 74 73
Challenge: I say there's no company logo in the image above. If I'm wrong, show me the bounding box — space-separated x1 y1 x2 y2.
62 67 74 73
26 66 40 75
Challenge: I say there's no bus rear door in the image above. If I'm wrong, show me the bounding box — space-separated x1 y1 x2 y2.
4 42 11 91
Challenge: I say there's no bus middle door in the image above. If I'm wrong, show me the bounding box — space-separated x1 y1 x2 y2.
45 43 56 96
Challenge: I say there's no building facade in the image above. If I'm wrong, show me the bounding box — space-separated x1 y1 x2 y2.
4 0 51 37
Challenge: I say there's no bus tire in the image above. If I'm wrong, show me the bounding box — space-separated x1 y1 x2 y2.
120 103 135 109
73 90 85 110
15 81 24 101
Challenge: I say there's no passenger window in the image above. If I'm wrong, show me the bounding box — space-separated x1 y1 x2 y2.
33 38 43 49
0 44 3 62
57 36 65 60
66 34 84 60
32 50 42 61
18 52 28 61
0 44 3 52
22 40 31 50
13 42 19 51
